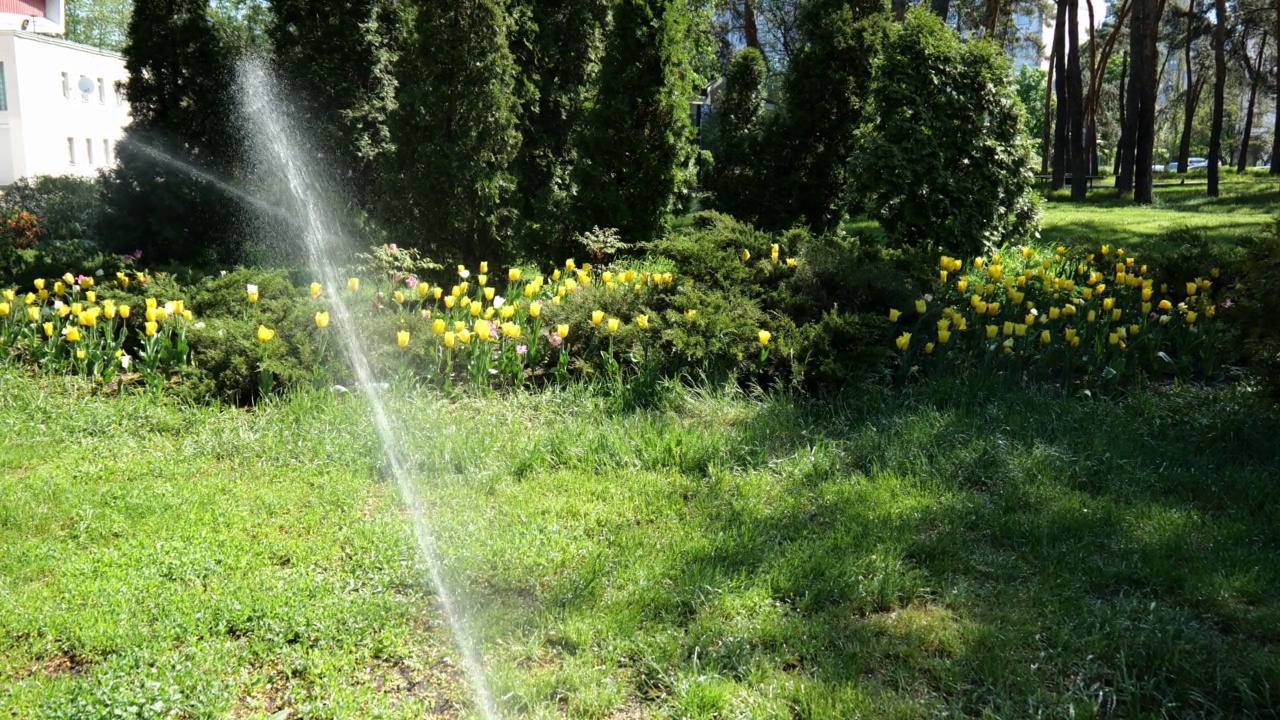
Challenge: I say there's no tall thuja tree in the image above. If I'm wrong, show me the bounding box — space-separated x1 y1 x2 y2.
269 0 407 207
384 0 521 262
100 0 244 267
857 8 1036 258
769 0 888 233
574 0 698 246
508 0 609 260
708 46 768 221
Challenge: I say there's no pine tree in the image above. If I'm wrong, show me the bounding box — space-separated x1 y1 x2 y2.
268 0 407 205
708 46 767 222
765 0 888 233
573 0 698 246
508 0 609 260
383 0 521 263
99 0 243 267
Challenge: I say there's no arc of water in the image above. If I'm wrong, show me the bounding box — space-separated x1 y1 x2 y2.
235 58 499 720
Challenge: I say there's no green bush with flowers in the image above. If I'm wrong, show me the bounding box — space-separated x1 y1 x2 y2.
888 242 1232 390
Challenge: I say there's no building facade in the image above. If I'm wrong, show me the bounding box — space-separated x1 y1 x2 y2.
0 0 130 186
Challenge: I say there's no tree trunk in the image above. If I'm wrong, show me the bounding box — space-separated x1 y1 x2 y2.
1052 0 1070 190
1068 0 1089 200
1115 50 1128 176
1273 0 1280 173
1177 0 1196 173
1043 41 1057 174
1178 76 1205 174
1208 0 1226 197
1132 0 1164 203
742 0 761 50
1237 32 1267 173
1118 10 1142 195
985 0 1001 34
892 0 908 21
931 0 951 21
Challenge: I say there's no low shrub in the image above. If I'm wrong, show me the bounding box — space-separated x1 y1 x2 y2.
1235 223 1280 398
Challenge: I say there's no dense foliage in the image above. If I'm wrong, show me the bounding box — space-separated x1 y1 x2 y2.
573 0 699 247
268 0 407 208
99 0 244 268
857 9 1038 257
706 47 768 221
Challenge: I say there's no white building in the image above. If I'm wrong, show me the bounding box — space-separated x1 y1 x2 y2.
0 0 130 186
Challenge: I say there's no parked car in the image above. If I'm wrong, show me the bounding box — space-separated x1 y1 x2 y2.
1165 157 1210 172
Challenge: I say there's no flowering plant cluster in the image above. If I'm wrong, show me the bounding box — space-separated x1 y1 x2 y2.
890 243 1228 387
0 270 194 390
3 211 42 250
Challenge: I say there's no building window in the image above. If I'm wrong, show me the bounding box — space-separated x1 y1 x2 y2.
62 72 70 99
103 139 111 163
86 139 94 165
98 78 105 104
67 138 76 165
114 82 124 105
0 62 7 112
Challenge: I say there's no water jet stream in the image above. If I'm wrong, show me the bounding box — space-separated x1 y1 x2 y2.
123 139 294 223
235 58 499 720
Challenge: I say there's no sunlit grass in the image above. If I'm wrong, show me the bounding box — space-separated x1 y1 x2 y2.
3 371 1279 718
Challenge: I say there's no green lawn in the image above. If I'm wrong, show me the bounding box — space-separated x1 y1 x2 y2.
3 372 1280 718
845 177 1279 253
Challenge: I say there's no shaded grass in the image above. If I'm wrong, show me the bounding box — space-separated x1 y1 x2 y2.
3 372 1279 718
0 372 464 719
400 381 1280 718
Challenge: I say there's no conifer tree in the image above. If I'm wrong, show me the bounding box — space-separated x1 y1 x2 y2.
268 0 407 205
384 0 521 262
708 46 767 222
508 0 609 260
573 0 697 246
100 0 243 267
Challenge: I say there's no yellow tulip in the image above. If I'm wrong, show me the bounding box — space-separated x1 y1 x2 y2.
348 277 360 292
54 281 66 296
1111 309 1122 322
685 309 697 319
895 332 912 351
1049 307 1060 320
1003 321 1014 336
118 305 130 319
1186 282 1198 296
42 321 54 337
469 302 481 317
432 287 442 299
431 318 445 335
957 279 968 293
78 310 97 327
1021 246 1033 259
394 290 405 304
417 282 430 298
1102 298 1114 311
86 291 96 304
786 258 798 268
925 342 936 354
315 311 331 329
1158 299 1172 311
459 329 473 344
310 282 322 299
24 292 35 304
480 261 489 274
444 296 456 309
503 322 521 339
1186 311 1198 324
591 310 604 325
145 307 157 322
973 257 985 270
75 349 86 360
257 325 275 342
34 278 45 291
938 329 952 344
1040 330 1050 345
0 302 8 317
65 326 81 342
484 287 495 301
397 330 410 347
741 249 751 262
985 325 998 339
27 306 39 322
145 321 158 337
636 314 649 329
565 258 576 270
478 274 488 287
509 268 522 282
1087 310 1097 323
556 323 570 339
444 331 456 348
915 298 927 314
500 306 515 320
1014 323 1027 337
529 301 542 318
607 318 620 332
889 308 901 322
1108 332 1119 346
602 271 614 284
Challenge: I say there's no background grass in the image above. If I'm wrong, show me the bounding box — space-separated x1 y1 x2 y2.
5 370 1276 718
845 176 1279 254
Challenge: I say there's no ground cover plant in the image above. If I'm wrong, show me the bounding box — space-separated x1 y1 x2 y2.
2 371 1277 718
